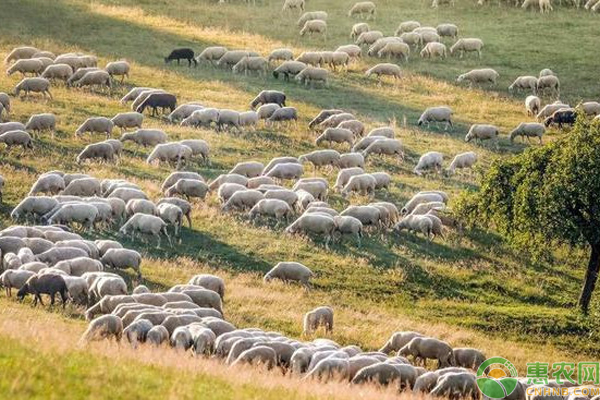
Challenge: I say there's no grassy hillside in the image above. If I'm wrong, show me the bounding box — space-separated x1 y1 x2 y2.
0 0 599 397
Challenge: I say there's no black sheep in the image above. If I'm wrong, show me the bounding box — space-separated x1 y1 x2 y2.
544 109 576 129
250 90 287 109
136 93 177 117
164 48 197 67
17 274 69 307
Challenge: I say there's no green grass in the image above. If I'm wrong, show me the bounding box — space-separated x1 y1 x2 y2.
0 0 599 397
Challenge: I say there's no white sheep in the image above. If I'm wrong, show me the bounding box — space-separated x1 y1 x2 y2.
196 47 228 65
4 46 39 64
208 174 247 191
457 68 499 86
414 152 443 176
101 248 142 277
6 59 44 76
105 61 130 83
350 22 370 39
111 112 143 132
362 138 403 160
248 198 293 222
509 122 545 144
365 63 401 83
63 178 102 197
522 0 553 12
229 161 264 178
340 205 381 228
76 117 114 139
265 163 304 180
29 173 65 196
420 42 448 59
166 179 209 200
341 174 377 198
316 128 354 147
338 153 364 169
282 0 305 12
13 77 52 99
334 167 365 191
232 56 269 76
46 203 98 230
525 96 541 116
303 306 333 335
436 23 459 38
450 38 484 59
401 192 447 215
120 213 172 248
74 70 112 92
0 130 34 152
295 67 329 87
446 152 478 175
23 113 55 139
299 20 327 38
263 261 314 289
537 75 560 97
77 142 115 164
41 64 73 82
348 1 377 19
465 124 499 144
179 139 210 164
146 143 193 169
509 76 538 94
355 31 384 46
417 107 453 130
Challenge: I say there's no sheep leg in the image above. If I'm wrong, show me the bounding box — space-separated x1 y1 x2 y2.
36 293 44 306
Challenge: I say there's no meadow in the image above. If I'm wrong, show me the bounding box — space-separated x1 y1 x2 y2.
0 0 599 397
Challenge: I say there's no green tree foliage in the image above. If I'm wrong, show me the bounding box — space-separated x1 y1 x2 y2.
457 118 600 313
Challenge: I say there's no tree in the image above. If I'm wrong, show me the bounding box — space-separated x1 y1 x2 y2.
457 118 600 313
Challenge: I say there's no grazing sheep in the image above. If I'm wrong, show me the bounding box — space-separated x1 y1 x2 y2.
348 1 377 19
0 93 11 115
264 163 303 181
509 76 538 94
272 61 307 81
544 108 576 129
63 178 102 197
105 61 130 83
335 45 362 60
522 0 553 12
453 348 486 370
146 325 169 346
136 93 177 116
120 213 172 248
355 31 384 46
29 174 65 196
300 20 327 38
41 63 73 82
4 46 39 64
121 129 168 150
304 358 350 382
228 161 263 178
76 117 114 139
17 274 69 307
378 42 411 61
146 142 192 169
352 362 416 388
450 38 484 59
194 47 227 66
365 63 401 83
247 176 276 189
457 68 499 86
13 77 52 99
414 151 443 176
164 48 196 67
6 59 44 76
341 174 377 198
23 114 55 140
255 104 280 121
74 70 111 92
248 198 293 221
510 122 545 144
536 102 570 120
232 56 269 76
81 315 123 342
340 205 381 228
350 23 370 39
232 346 277 370
303 306 334 335
437 23 459 38
217 50 257 68
316 128 354 147
295 51 322 67
396 21 421 35
399 337 453 367
537 75 560 97
77 142 115 164
362 138 403 160
577 101 600 116
130 89 166 111
265 189 299 208
395 214 439 239
0 130 34 151
11 196 59 221
295 67 329 87
208 174 247 191
223 189 265 212
167 104 204 124
525 96 542 116
1 269 36 296
188 274 225 299
418 107 453 130
334 167 365 191
339 153 365 169
420 42 448 59
282 0 305 11
266 107 298 126
264 261 314 289
111 112 143 132
218 183 247 203
297 11 328 27
46 203 98 230
539 68 556 77
379 331 424 354
181 108 220 129
165 179 209 200
465 124 500 144
446 152 478 174
431 373 478 399
400 32 422 49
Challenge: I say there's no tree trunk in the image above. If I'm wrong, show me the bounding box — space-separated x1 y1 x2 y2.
578 243 600 314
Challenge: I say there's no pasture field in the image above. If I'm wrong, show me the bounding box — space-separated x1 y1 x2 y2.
0 0 599 398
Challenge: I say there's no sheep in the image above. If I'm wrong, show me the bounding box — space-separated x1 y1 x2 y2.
120 213 171 248
121 129 168 149
0 130 34 152
136 93 177 116
17 274 69 307
105 61 130 83
256 104 281 121
74 70 112 92
146 142 193 169
509 76 538 95
297 11 328 27
436 23 459 38
247 176 276 189
145 325 169 346
453 348 485 370
263 163 302 182
414 151 444 176
378 42 411 61
298 149 340 171
398 337 453 368
125 199 157 217
341 174 377 198
45 203 98 230
334 167 364 191
536 103 570 120
418 107 453 130
303 306 333 335
465 124 500 144
524 96 542 117
267 107 298 125
295 51 322 67
371 172 392 190
316 128 354 148
367 37 402 57
0 122 24 135
539 68 556 77
167 104 204 124
365 63 401 83
395 21 421 35
157 198 192 228
81 315 123 342
29 174 65 196
41 63 73 82
162 172 204 193
6 59 44 76
272 61 307 81
110 112 143 132
379 331 424 354
165 179 209 200
353 137 383 152
348 1 376 19
130 89 166 111
293 180 328 201
218 182 249 203
265 189 299 207
544 108 576 129
0 270 36 296
420 42 448 60
25 113 56 138
350 23 370 40
164 48 196 66
522 0 553 12
108 188 148 204
308 110 344 131
362 138 404 160
398 32 421 50
300 20 327 38
248 198 293 222
304 358 350 382
4 46 39 64
63 178 102 197
0 93 11 116
217 50 257 68
180 108 219 129
231 346 277 370
227 161 263 178
352 362 415 388
54 256 103 276
264 261 314 289
196 46 228 65
232 56 268 76
188 274 225 299
77 142 115 164
66 67 100 86
355 30 384 46
395 214 436 239
295 67 328 87
340 205 381 228
577 101 600 116
13 77 52 99
328 51 351 71
446 151 478 175
208 174 248 191
431 373 478 400
450 38 484 59
509 122 545 144
282 0 305 12
214 109 240 132
457 68 499 86
338 153 364 169
537 75 560 97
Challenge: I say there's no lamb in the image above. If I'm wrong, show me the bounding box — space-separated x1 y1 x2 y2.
453 348 486 369
110 112 143 132
165 179 209 200
299 20 327 38
509 76 538 94
537 75 560 97
4 46 39 64
74 70 112 92
25 113 56 138
295 67 329 87
272 61 306 81
282 0 305 11
41 63 73 82
398 336 453 368
465 124 500 144
297 11 328 27
17 274 69 307
77 142 115 164
316 128 354 147
232 56 269 76
267 107 298 125
525 95 542 116
378 42 411 61
436 23 459 38
362 138 404 160
164 48 197 67
1 270 36 296
136 93 177 116
11 196 59 222
146 142 193 169
356 31 385 47
457 68 499 86
414 151 444 176
350 23 370 39
417 107 453 130
121 129 168 148
341 174 377 198
29 174 65 195
348 1 377 19
303 306 333 335
6 58 44 76
119 213 172 248
264 261 314 289
509 122 545 144
80 315 123 342
248 198 293 221
446 151 478 174
223 190 265 212
230 161 264 178
0 130 34 151
418 42 446 59
365 63 402 83
450 38 484 59
105 61 130 83
13 77 52 99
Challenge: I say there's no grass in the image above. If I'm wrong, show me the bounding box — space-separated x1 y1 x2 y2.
0 0 599 397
